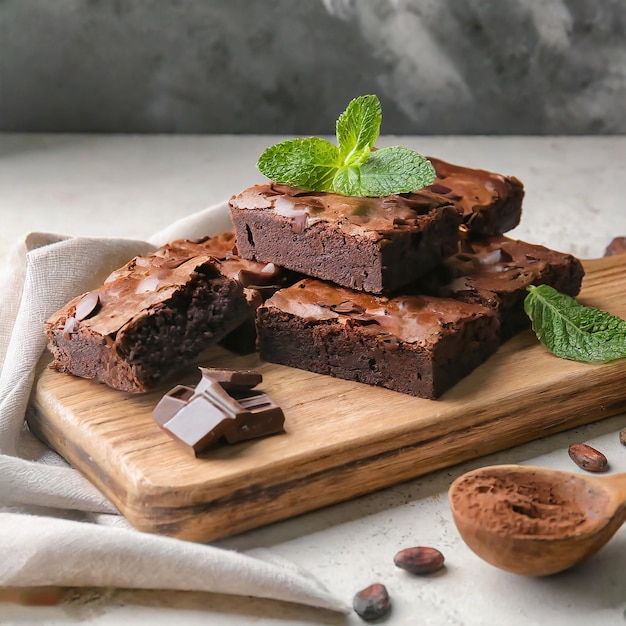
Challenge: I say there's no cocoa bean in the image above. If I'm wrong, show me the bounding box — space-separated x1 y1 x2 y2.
393 546 445 574
604 237 626 257
568 443 608 472
352 583 391 621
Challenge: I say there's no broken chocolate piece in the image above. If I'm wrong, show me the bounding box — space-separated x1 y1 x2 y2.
198 366 263 390
153 367 285 456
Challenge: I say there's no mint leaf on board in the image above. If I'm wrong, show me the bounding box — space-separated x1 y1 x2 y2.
256 94 436 197
524 284 626 363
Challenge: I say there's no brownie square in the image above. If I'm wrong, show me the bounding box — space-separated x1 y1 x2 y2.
256 278 500 399
229 183 462 295
426 157 525 235
46 238 253 393
437 236 585 339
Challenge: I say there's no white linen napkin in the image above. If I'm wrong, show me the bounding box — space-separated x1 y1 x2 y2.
0 203 348 613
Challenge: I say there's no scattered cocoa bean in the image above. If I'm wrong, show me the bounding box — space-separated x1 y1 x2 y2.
352 583 391 622
620 428 626 446
393 546 445 575
604 237 626 257
568 443 609 472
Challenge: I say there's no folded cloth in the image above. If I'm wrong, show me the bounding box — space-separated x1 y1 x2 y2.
0 204 348 613
0 513 344 611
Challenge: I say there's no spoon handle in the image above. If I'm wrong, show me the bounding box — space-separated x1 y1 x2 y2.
601 472 626 506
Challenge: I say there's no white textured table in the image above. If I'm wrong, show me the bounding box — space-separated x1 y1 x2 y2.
1 135 626 625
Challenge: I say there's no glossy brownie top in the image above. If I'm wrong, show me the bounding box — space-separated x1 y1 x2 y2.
426 157 524 234
444 236 584 295
231 156 523 236
230 182 459 236
262 277 493 346
46 234 283 338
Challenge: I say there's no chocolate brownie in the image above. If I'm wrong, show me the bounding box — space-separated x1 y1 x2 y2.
436 236 585 339
46 238 253 393
195 231 299 353
256 279 500 399
426 157 524 235
229 183 462 295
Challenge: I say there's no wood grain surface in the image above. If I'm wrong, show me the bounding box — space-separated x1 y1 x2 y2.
28 255 626 542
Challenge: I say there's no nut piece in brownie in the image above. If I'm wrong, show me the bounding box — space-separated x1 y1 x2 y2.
45 238 253 393
229 183 462 295
437 236 584 340
426 157 525 235
256 279 500 399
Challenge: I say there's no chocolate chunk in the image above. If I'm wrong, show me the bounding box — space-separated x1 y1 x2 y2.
236 263 283 288
198 366 263 390
74 292 100 321
151 385 195 427
330 300 366 315
153 367 285 456
157 256 194 269
135 276 160 293
427 183 453 195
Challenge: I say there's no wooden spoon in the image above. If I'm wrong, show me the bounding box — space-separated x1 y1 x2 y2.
448 464 626 576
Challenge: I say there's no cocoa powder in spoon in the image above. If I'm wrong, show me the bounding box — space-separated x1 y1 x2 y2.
450 472 594 538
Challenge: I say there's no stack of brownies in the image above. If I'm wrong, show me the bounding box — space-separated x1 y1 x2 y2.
229 157 583 399
46 157 584 399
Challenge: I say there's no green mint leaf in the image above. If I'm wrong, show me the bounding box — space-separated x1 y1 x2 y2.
256 94 435 197
354 147 436 196
524 284 626 363
256 137 340 193
336 94 381 166
331 166 361 197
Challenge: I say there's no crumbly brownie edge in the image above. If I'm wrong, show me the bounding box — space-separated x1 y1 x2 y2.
427 156 525 236
47 271 250 393
462 177 525 236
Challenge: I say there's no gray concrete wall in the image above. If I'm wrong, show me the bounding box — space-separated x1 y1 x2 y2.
2 0 625 134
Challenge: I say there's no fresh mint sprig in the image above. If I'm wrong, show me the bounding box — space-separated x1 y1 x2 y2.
257 95 436 197
524 284 626 362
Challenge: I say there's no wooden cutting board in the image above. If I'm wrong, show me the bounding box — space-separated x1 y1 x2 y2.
28 255 626 543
